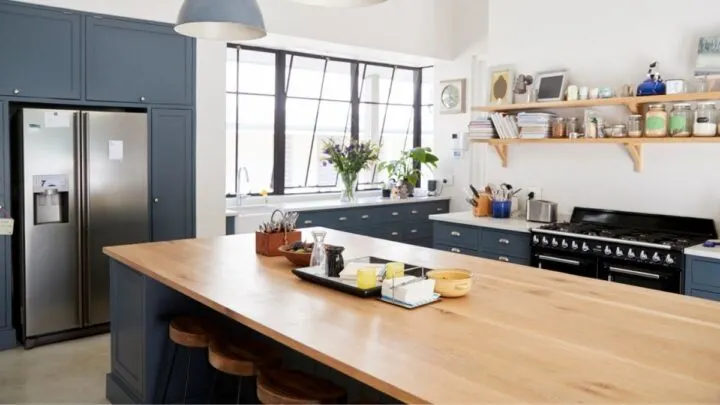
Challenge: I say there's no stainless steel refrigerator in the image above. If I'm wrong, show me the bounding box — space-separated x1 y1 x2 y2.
15 108 150 346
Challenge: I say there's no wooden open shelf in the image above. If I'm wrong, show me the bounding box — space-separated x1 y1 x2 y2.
473 92 720 114
471 137 720 172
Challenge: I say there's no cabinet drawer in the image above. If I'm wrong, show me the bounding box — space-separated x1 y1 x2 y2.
480 229 531 258
408 238 433 248
479 252 530 266
404 222 432 240
376 206 406 223
434 223 479 249
350 207 382 226
297 211 339 228
435 243 479 256
406 204 427 222
425 201 449 216
372 227 403 242
690 288 720 302
688 257 720 289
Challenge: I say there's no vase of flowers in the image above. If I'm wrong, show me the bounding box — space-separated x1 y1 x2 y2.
323 139 380 203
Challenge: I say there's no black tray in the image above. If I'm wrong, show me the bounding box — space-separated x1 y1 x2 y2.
292 256 430 298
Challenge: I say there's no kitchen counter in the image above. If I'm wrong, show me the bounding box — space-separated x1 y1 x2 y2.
685 243 720 260
429 210 546 233
104 230 720 404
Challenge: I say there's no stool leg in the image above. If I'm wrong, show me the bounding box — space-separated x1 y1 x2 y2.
236 377 243 405
160 342 178 404
182 349 193 404
207 369 218 404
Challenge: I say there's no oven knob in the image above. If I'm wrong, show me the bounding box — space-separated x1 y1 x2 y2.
561 239 569 249
571 241 579 250
603 246 612 255
639 250 648 261
652 252 661 263
582 242 590 252
542 237 549 246
551 238 559 247
532 235 540 245
615 247 624 257
627 249 636 259
665 254 675 265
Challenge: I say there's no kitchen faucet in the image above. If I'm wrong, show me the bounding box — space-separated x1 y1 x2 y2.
236 166 250 207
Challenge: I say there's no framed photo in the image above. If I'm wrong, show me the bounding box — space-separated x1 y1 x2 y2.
535 70 568 102
439 79 466 114
488 65 515 105
695 35 720 77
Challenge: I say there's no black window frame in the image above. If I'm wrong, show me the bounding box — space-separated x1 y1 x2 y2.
226 44 429 196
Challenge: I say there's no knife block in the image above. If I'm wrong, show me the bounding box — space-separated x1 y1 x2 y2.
256 231 301 257
473 193 492 217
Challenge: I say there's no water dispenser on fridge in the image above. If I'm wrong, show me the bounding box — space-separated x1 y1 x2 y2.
32 174 69 225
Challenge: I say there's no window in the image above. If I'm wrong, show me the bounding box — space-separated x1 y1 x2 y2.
226 45 430 196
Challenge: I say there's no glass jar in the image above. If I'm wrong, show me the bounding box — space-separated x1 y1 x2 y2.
611 124 628 138
567 117 581 138
693 102 718 136
310 230 328 275
627 114 643 137
645 104 668 137
669 103 693 137
551 117 566 138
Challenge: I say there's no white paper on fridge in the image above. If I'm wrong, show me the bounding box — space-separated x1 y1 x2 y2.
0 218 14 236
108 140 124 161
44 111 71 128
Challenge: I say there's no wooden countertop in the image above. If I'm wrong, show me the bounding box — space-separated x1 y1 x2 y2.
104 230 720 404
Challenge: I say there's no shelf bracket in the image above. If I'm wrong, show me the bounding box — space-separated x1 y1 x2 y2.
492 144 509 167
626 102 641 114
623 143 643 172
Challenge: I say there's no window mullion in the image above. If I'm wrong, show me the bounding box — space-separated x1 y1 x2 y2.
413 68 423 186
303 58 329 187
273 51 287 194
234 47 240 195
370 66 396 182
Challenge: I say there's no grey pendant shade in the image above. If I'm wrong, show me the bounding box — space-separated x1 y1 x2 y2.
291 0 387 6
175 0 266 41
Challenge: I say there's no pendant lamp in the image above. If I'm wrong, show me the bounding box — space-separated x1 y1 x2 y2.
175 0 266 41
290 0 387 6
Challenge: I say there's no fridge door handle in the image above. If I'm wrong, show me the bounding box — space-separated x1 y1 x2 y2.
73 112 84 323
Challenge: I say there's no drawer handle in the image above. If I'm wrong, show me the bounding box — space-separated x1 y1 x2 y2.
411 210 419 214
437 208 444 212
339 217 347 221
392 212 399 216
498 256 510 262
450 231 461 237
140 96 147 102
498 238 510 245
13 89 20 95
391 232 399 236
451 248 461 253
410 229 418 233
304 220 313 225
361 215 370 219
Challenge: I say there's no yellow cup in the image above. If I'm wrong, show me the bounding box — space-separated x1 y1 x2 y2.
385 262 405 279
356 267 378 290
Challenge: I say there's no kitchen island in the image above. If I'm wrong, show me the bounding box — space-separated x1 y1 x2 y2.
104 229 720 404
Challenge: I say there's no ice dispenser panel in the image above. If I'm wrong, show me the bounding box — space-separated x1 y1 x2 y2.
33 174 69 225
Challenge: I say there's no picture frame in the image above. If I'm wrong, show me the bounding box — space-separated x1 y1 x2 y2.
439 79 466 114
535 70 569 102
488 65 515 105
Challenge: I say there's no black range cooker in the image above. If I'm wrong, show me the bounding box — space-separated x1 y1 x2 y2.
531 207 717 294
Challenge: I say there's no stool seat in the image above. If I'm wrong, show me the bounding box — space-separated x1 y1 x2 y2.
169 316 212 348
257 369 346 404
209 338 281 377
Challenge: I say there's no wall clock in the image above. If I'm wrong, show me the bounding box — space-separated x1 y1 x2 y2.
439 79 466 114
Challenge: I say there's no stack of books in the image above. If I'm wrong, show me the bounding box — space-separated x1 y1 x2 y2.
489 113 519 139
516 112 555 139
467 119 496 139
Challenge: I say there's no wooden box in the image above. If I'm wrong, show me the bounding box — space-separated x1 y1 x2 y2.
256 231 301 257
473 193 492 217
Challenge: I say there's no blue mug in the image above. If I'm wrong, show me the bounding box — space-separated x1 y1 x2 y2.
492 200 511 219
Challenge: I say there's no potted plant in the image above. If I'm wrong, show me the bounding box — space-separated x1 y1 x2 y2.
378 147 439 198
322 139 380 202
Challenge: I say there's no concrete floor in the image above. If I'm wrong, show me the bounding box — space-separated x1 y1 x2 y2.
0 334 109 404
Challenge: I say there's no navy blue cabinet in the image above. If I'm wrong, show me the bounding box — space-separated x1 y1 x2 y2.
0 1 81 100
151 109 195 242
86 16 194 105
433 222 531 265
685 255 720 302
0 100 14 350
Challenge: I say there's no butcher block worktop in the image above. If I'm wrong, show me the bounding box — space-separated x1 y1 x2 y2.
103 229 720 404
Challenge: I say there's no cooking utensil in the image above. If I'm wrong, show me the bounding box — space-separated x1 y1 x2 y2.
466 198 478 207
469 185 481 198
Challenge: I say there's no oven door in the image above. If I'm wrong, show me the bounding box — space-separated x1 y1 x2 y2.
532 251 598 279
599 261 681 294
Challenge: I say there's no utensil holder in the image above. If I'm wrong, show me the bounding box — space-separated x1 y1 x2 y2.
256 231 301 257
473 193 492 217
491 200 512 219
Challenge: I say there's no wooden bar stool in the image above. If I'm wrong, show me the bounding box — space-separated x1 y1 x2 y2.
208 338 281 404
256 369 346 404
159 316 213 404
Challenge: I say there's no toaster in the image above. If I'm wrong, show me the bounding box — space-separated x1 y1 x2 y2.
526 200 558 223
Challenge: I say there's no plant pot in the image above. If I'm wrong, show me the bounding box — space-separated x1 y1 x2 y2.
394 180 414 199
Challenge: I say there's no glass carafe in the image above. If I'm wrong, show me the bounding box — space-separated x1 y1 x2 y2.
310 231 328 274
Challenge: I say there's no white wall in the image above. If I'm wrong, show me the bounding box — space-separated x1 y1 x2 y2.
435 0 720 227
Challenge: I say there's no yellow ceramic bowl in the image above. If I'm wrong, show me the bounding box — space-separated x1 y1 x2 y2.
426 269 473 298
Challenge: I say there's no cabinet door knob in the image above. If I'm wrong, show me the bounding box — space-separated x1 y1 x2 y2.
498 238 510 245
411 210 419 214
499 256 510 262
410 229 418 233
13 89 20 95
140 96 147 102
391 212 399 216
436 208 443 212
450 231 461 237
304 220 313 225
361 214 370 220
338 217 347 221
153 198 159 203
451 248 461 253
391 231 399 236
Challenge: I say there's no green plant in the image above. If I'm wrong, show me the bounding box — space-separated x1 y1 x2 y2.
378 147 439 186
